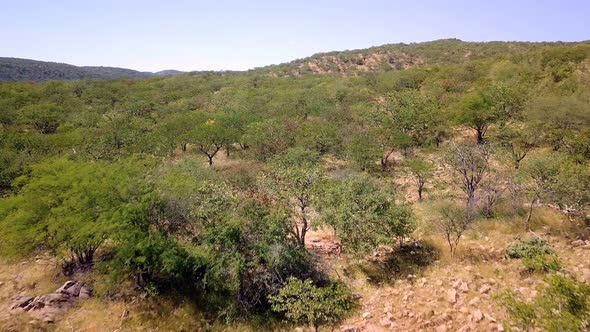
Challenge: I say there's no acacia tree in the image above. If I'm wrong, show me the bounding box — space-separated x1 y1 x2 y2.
404 158 435 201
17 103 64 134
433 202 468 258
260 148 324 247
319 173 415 254
437 143 489 256
446 143 490 207
498 125 541 169
0 158 150 266
243 119 294 161
188 119 228 166
457 84 525 144
521 155 560 231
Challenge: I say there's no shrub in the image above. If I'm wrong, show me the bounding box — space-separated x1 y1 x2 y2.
505 237 555 259
269 277 352 332
502 275 590 331
505 237 561 273
522 254 561 273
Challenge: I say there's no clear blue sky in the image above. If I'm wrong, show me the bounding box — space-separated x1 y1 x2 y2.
1 0 588 72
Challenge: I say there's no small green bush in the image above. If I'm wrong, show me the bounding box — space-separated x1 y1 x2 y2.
505 237 555 259
522 254 561 273
502 274 590 331
506 237 561 273
269 277 352 332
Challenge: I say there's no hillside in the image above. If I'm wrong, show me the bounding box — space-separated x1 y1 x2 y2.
3 40 590 82
259 39 590 76
0 57 186 81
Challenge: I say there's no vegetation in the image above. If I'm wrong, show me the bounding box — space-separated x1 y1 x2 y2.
1 39 590 329
502 275 590 331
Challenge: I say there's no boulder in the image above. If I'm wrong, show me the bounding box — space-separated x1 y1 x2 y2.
479 284 492 294
447 289 458 304
10 295 34 310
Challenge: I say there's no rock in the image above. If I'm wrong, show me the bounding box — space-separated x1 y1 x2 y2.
465 266 474 272
479 284 492 294
55 281 76 294
459 282 469 293
10 295 34 310
435 324 448 332
497 323 505 331
472 309 484 322
0 281 4 287
484 313 497 322
42 316 54 324
435 280 444 287
582 268 590 280
447 289 458 304
572 240 585 247
457 324 471 332
379 316 392 327
294 327 304 332
362 311 372 319
79 285 93 299
341 326 361 332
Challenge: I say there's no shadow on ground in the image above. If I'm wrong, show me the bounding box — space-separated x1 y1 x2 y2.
355 240 440 285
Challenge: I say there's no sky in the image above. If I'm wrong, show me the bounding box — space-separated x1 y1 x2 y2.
1 0 589 72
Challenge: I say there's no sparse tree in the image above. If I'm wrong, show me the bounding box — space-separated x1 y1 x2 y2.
404 158 435 201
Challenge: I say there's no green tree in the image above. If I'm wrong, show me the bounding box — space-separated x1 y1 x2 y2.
188 118 228 166
404 158 435 201
319 174 415 254
457 83 525 144
17 103 64 134
0 158 151 265
260 148 324 247
521 154 560 231
269 277 352 332
243 119 294 161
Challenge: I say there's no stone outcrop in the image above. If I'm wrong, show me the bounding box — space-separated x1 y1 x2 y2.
10 280 92 324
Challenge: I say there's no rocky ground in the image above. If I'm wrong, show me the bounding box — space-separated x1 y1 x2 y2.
1 206 589 331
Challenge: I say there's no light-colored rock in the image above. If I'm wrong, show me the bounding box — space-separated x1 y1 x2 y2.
459 282 469 293
447 289 458 304
472 309 484 322
571 240 585 247
379 316 392 327
435 324 448 332
362 311 372 320
497 323 505 331
479 284 492 294
10 295 33 310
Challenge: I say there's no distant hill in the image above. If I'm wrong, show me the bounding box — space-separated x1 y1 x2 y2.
257 39 590 76
3 39 589 81
0 57 185 81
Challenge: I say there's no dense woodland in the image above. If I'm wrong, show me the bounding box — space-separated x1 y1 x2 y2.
0 57 185 81
1 39 590 331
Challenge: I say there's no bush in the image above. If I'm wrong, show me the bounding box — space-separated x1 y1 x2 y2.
522 254 561 273
502 274 590 331
505 237 561 273
505 237 555 259
269 277 352 332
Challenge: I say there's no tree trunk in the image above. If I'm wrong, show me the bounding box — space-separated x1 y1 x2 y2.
476 128 484 145
525 194 538 231
417 179 424 201
207 155 214 166
181 143 187 152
